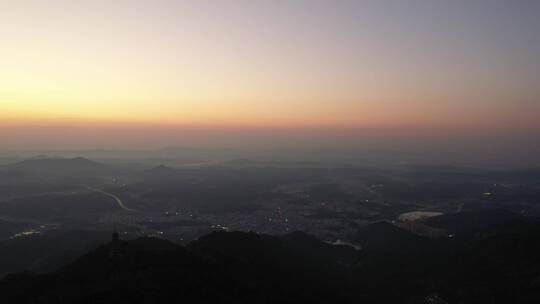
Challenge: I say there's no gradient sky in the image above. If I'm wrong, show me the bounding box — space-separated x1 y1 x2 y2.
1 1 539 153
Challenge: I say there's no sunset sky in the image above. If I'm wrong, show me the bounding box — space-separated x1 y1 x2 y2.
1 1 539 152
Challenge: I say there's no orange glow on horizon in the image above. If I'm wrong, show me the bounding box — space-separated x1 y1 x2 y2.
1 0 539 145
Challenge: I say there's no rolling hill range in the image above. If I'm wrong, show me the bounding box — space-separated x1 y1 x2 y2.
4 157 112 176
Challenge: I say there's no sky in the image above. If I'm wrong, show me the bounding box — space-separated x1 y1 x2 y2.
0 0 539 160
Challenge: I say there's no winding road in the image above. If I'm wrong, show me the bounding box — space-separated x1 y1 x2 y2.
85 186 138 212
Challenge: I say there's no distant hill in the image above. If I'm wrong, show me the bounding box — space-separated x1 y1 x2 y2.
155 146 243 160
4 157 113 177
140 164 178 180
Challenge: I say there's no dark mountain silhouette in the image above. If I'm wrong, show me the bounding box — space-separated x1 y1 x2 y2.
0 230 110 278
2 222 540 303
191 231 358 271
351 221 431 253
0 231 358 304
281 231 359 266
433 219 540 303
423 208 521 237
0 220 26 240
